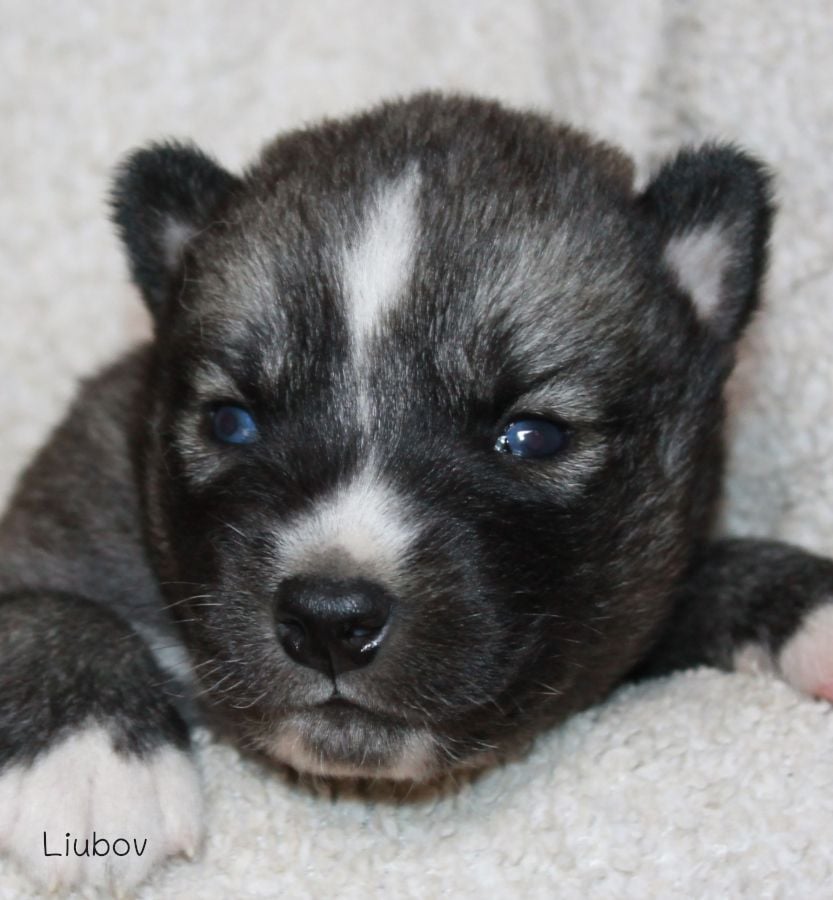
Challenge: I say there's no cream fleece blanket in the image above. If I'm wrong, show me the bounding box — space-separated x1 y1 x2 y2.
1 2 832 897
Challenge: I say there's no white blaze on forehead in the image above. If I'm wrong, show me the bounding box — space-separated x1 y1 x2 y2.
664 225 733 320
342 167 421 347
275 467 418 579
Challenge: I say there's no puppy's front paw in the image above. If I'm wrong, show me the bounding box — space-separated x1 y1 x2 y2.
777 602 833 702
0 725 202 893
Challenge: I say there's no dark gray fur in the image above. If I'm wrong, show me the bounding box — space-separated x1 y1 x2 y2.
2 93 832 789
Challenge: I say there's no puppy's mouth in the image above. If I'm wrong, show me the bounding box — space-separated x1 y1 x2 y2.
267 698 438 781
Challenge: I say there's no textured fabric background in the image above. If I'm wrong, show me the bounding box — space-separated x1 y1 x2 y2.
1 2 832 897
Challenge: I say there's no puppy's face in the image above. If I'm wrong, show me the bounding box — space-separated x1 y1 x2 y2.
115 95 771 778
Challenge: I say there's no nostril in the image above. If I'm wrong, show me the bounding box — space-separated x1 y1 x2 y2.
339 618 387 651
275 617 305 649
345 623 374 639
275 613 326 672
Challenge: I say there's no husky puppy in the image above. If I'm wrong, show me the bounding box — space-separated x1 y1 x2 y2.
1 93 832 891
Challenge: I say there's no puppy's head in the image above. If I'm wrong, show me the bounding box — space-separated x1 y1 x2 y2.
113 94 772 779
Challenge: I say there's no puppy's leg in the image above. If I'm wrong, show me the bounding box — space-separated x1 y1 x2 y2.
634 539 833 699
0 591 202 892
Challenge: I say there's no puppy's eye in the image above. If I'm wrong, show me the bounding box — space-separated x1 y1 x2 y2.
495 418 568 459
210 405 258 445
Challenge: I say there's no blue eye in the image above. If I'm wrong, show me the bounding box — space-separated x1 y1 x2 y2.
211 405 258 445
495 418 568 459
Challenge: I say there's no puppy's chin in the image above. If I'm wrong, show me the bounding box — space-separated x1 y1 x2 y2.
265 702 438 781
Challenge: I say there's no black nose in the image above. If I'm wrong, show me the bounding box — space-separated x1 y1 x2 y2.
274 577 394 675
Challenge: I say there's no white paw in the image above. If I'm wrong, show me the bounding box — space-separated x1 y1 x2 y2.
0 724 203 893
777 603 833 701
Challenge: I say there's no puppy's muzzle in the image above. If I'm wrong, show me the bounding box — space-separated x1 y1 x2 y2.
274 576 394 675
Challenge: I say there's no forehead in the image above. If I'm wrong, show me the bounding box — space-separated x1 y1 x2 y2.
183 99 669 394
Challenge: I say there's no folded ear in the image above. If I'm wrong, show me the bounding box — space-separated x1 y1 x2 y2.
111 142 242 319
639 145 774 342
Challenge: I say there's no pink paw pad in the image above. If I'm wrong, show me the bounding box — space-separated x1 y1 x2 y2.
812 682 833 703
777 603 833 701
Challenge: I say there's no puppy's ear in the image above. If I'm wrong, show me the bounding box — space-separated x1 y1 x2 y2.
111 142 241 318
639 146 774 342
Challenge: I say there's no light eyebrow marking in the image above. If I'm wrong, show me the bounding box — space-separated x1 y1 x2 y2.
189 360 247 403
